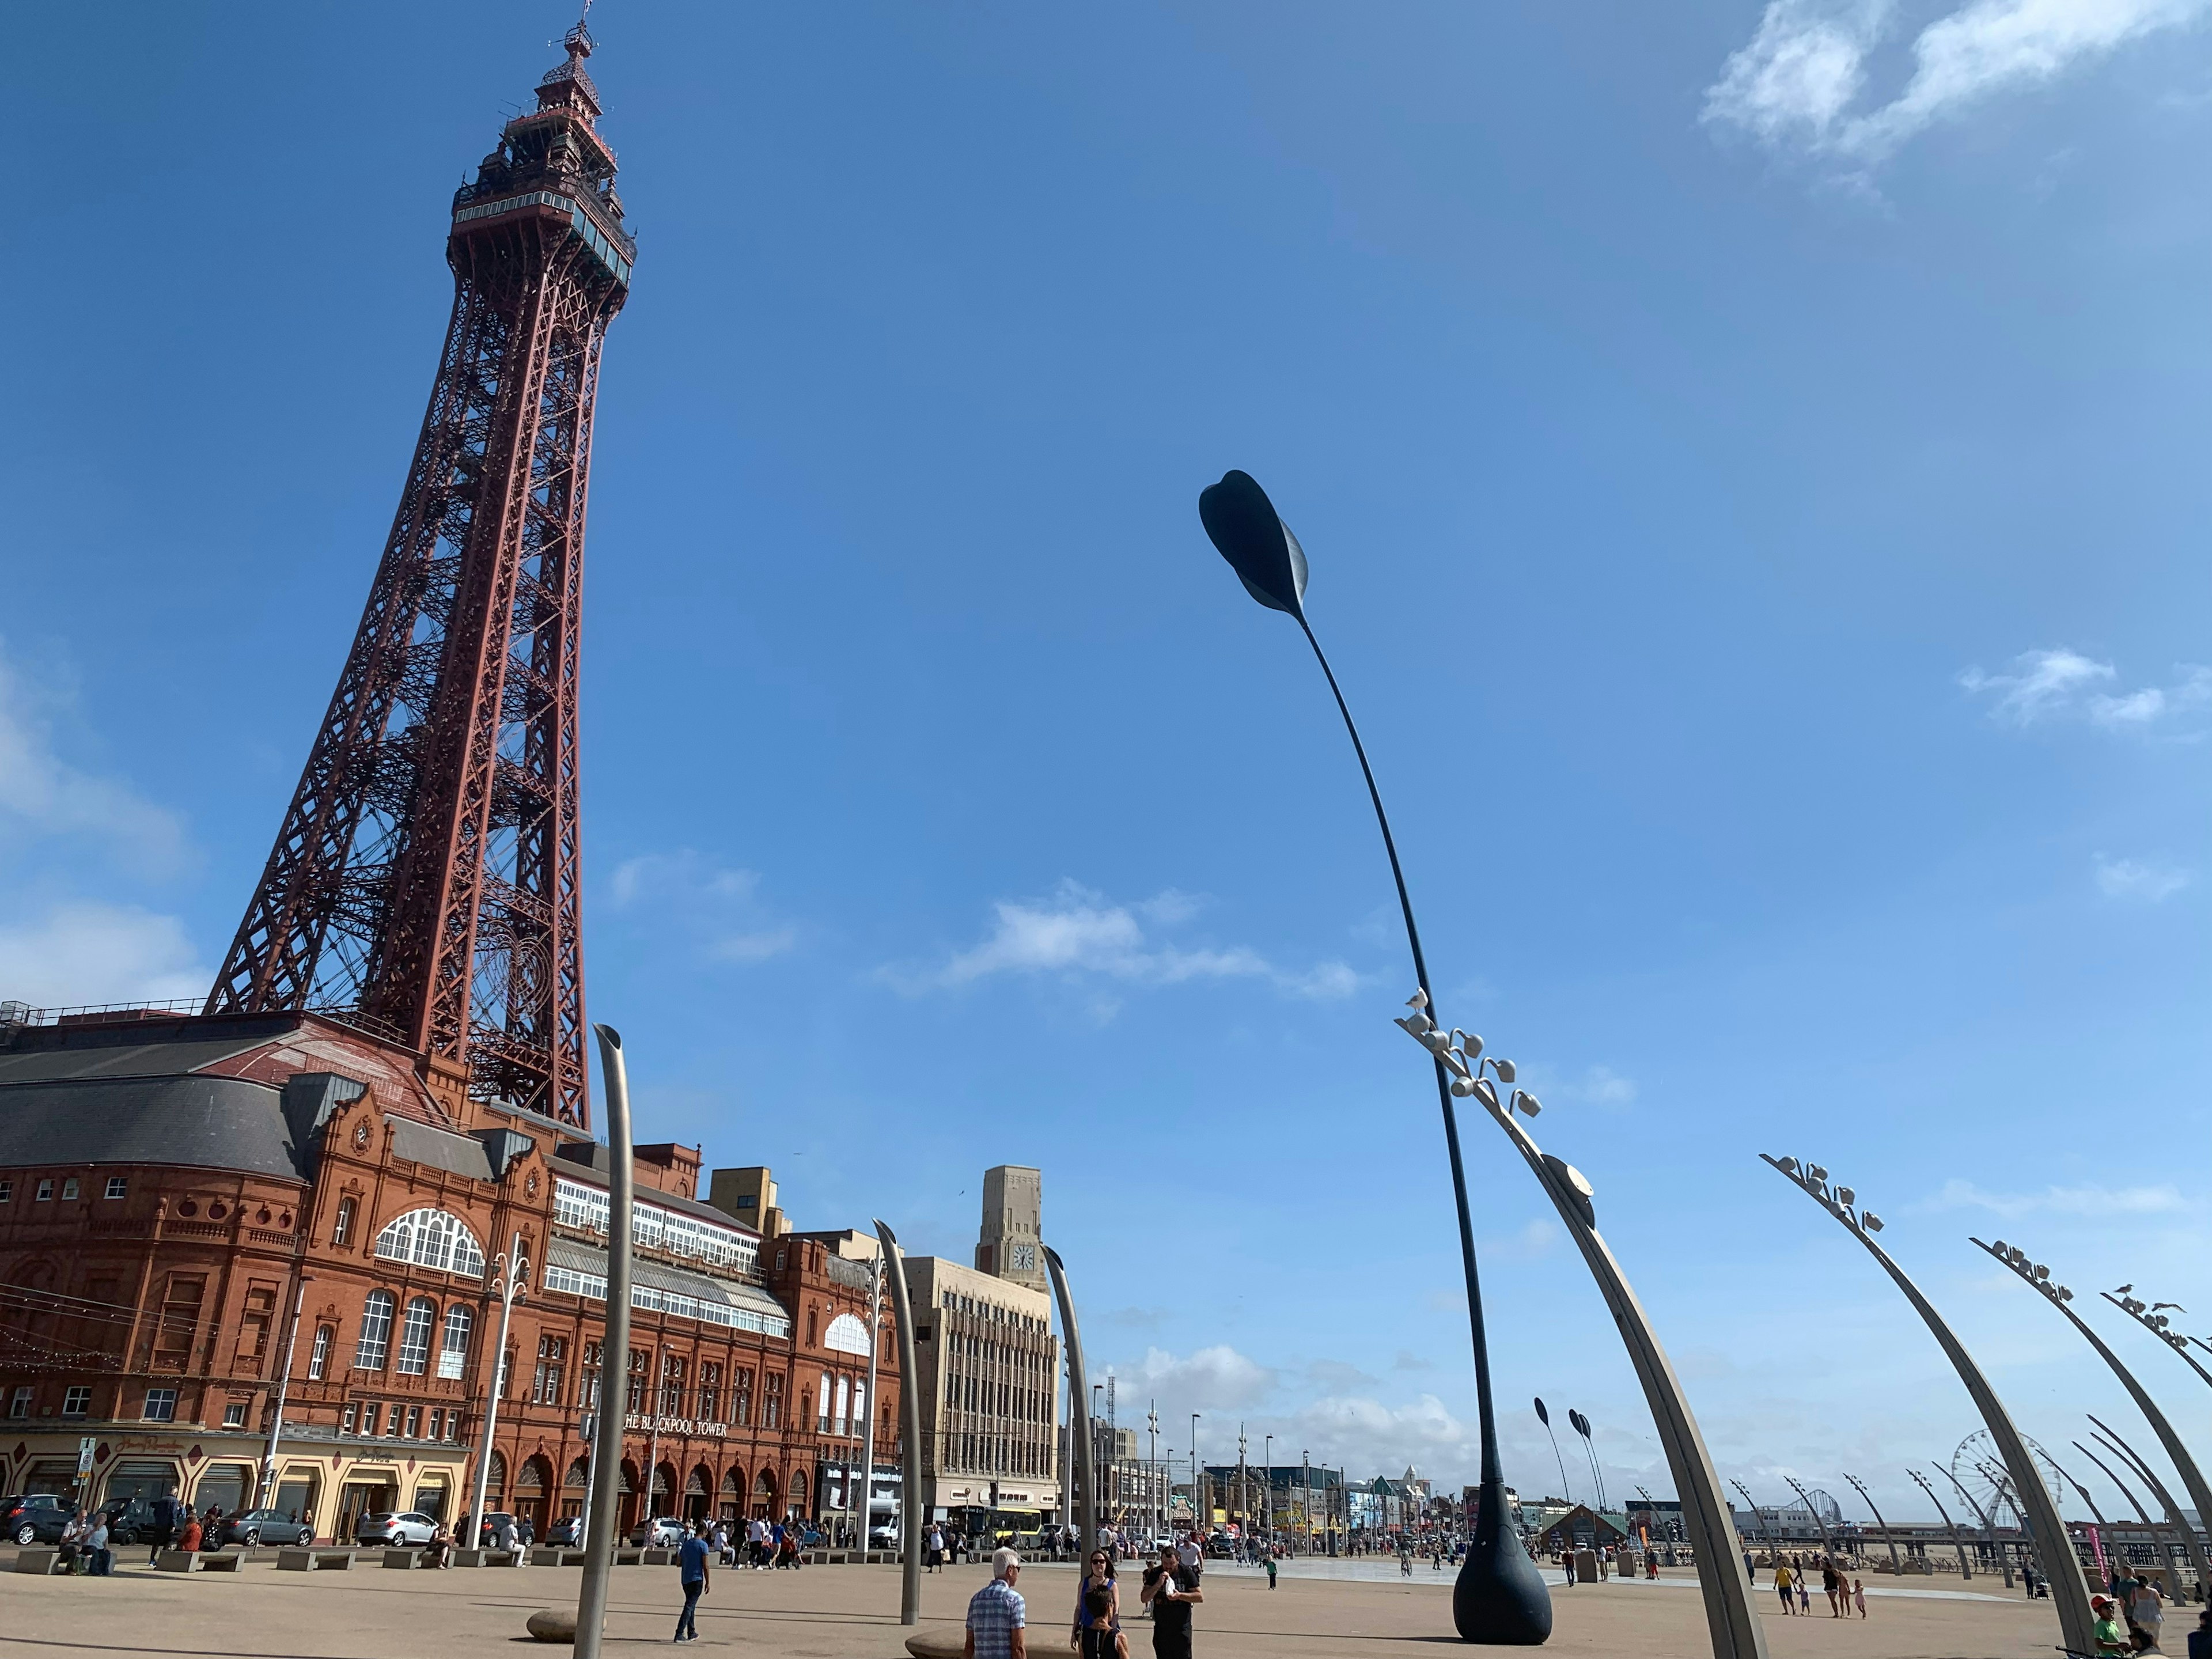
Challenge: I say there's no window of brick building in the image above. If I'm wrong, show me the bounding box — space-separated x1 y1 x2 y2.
153 1275 205 1370
221 1399 247 1428
405 1405 422 1438
429 1407 444 1440
62 1386 90 1417
35 1180 52 1202
439 1304 472 1380
354 1290 395 1370
340 1403 358 1434
533 1335 567 1408
7 1386 31 1418
143 1388 176 1422
698 1362 721 1423
308 1325 332 1380
60 1178 78 1201
579 1342 602 1410
733 1367 752 1426
626 1349 648 1412
332 1196 357 1247
103 1177 126 1200
660 1354 685 1418
396 1297 435 1376
0 1180 12 1202
763 1371 783 1429
236 1285 277 1365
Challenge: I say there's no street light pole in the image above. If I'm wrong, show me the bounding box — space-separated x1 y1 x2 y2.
873 1220 924 1626
1907 1469 1973 1580
1190 1414 1201 1539
2089 1416 2210 1602
1762 1154 2088 1650
575 1024 635 1659
859 1249 882 1553
1199 469 1551 1646
1972 1238 2212 1595
1929 1459 2013 1588
2103 1289 2212 1389
469 1232 530 1545
1840 1475 1900 1574
1263 1433 1274 1551
1044 1245 1096 1558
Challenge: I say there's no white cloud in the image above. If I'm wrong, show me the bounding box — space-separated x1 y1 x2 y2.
0 641 188 876
1128 1344 1279 1410
1290 1393 1475 1473
889 880 1358 1003
1959 647 2210 733
1921 1176 2185 1218
1705 0 2212 162
1957 646 2114 723
2093 855 2192 902
607 850 796 964
0 902 210 1008
1576 1065 1638 1106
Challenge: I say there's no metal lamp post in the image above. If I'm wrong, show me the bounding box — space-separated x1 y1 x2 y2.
1930 1459 2012 1588
1264 1433 1273 1551
1760 1154 2090 1652
1044 1246 1097 1558
1190 1414 1201 1539
1395 1017 1763 1658
1907 1469 1974 1579
873 1219 924 1626
2104 1287 2212 1389
2088 1415 2209 1601
575 1024 635 1659
1199 467 1546 1643
469 1232 531 1544
1840 1474 1900 1574
1973 1238 2212 1594
1782 1476 1834 1560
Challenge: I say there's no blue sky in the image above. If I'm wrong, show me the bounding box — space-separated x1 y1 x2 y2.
2 2 2207 1522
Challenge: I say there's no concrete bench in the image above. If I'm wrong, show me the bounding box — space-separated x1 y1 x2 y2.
156 1549 241 1573
199 1552 245 1573
276 1548 356 1571
12 1548 66 1575
613 1547 643 1567
381 1549 421 1569
642 1547 675 1566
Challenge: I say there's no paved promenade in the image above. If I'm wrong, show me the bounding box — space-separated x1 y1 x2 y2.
0 1554 2073 1658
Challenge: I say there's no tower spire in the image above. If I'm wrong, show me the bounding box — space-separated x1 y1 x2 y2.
205 31 635 1127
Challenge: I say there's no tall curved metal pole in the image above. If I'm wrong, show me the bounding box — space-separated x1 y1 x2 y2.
2048 1452 2115 1589
1974 1240 2212 1593
874 1221 923 1626
1199 469 1548 1646
1928 1435 2010 1584
1760 1156 2086 1650
1042 1247 1097 1560
577 1024 636 1659
1782 1476 1834 1559
2075 1438 2171 1590
1908 1469 1973 1579
1728 1480 1772 1559
2103 1291 2212 1391
1841 1475 1900 1573
2090 1417 2210 1600
1444 1070 1763 1659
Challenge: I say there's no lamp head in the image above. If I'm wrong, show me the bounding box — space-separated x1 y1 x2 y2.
1491 1058 1516 1085
1199 470 1309 620
1861 1213 1883 1232
1835 1186 1854 1207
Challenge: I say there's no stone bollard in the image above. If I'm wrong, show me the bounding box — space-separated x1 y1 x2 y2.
526 1607 577 1643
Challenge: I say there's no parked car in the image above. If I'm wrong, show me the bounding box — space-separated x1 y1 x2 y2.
217 1509 313 1548
355 1510 440 1547
543 1516 585 1547
100 1498 160 1547
631 1516 686 1547
468 1512 519 1546
868 1524 900 1550
1 1495 69 1547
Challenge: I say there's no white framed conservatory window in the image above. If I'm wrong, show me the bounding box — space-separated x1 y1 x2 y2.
373 1207 487 1278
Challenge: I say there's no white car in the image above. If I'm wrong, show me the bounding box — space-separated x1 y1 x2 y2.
631 1516 687 1547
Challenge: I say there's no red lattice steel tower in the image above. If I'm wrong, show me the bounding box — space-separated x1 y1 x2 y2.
206 22 633 1128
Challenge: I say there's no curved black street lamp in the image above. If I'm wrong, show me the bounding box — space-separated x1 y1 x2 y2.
1198 469 1548 1643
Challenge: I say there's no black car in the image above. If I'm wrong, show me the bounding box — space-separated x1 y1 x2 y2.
1 1495 69 1547
101 1498 163 1547
216 1508 313 1548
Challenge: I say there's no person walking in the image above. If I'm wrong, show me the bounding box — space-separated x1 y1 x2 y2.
2128 1572 2165 1651
1072 1547 1120 1651
673 1517 711 1644
965 1547 1028 1659
927 1521 945 1574
1822 1559 1842 1617
147 1490 179 1566
1772 1559 1794 1613
1851 1577 1866 1618
1263 1551 1278 1591
1079 1583 1128 1659
1142 1543 1202 1659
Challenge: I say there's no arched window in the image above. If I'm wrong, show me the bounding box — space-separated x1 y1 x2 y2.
395 1297 435 1376
354 1290 395 1370
823 1313 871 1355
438 1304 472 1380
486 1449 506 1498
817 1373 831 1433
373 1209 486 1277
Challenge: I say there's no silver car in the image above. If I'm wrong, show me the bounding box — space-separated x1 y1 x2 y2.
355 1510 439 1546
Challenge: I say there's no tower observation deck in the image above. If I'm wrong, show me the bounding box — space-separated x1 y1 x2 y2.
205 22 632 1128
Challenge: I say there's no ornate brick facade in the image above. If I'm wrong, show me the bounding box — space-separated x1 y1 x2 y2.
0 1009 896 1543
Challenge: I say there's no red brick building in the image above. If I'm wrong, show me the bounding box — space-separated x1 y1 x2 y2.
0 1005 896 1543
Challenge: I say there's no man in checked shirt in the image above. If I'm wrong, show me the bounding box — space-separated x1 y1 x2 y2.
965 1547 1029 1659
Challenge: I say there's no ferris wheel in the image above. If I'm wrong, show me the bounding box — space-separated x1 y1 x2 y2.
1946 1430 2068 1523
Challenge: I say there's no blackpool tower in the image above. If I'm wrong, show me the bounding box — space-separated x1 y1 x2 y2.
206 20 632 1128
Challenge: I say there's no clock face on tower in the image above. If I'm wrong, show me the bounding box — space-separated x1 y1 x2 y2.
1008 1243 1037 1273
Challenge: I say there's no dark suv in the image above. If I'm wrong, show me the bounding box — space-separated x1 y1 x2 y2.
1 1495 70 1546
